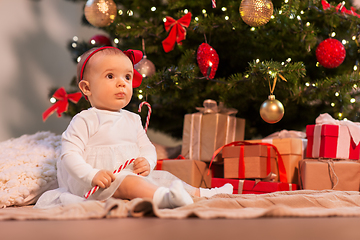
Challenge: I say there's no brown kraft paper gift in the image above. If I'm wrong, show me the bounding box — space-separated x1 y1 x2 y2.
299 158 360 191
222 144 278 180
181 100 245 162
247 137 306 184
156 159 211 188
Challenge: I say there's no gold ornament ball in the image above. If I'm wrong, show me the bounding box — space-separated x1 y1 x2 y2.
84 0 117 27
260 95 284 124
135 56 156 78
239 0 274 27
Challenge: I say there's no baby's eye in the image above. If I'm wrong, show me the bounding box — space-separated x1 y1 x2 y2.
106 73 114 79
125 74 132 81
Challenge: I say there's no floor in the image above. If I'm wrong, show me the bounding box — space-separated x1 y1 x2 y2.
2 217 360 240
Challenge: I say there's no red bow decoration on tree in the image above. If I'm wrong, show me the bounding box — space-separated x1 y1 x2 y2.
162 12 192 53
321 0 360 18
42 87 82 122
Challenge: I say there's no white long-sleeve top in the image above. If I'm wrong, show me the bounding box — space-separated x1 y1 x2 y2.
58 107 157 197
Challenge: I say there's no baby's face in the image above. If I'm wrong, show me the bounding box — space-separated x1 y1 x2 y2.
85 53 134 111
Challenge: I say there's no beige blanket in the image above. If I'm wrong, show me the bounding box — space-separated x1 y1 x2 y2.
2 190 360 220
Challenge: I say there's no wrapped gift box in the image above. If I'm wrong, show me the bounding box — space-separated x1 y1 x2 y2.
222 144 279 180
211 178 298 194
156 159 211 188
247 138 307 184
181 100 245 162
298 159 360 191
306 124 360 160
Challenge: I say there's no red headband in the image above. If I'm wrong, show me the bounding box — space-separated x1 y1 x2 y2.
79 46 143 88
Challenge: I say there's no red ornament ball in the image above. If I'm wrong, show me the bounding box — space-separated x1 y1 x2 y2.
197 43 219 79
315 38 346 68
89 34 112 46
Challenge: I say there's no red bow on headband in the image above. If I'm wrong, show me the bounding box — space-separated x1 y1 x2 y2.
42 87 82 122
162 12 192 53
123 49 143 88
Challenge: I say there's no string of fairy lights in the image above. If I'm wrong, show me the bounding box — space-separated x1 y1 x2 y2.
65 0 360 120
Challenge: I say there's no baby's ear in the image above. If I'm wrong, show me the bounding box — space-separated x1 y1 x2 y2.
78 80 91 96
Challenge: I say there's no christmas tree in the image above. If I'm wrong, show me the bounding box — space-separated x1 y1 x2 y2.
56 0 360 140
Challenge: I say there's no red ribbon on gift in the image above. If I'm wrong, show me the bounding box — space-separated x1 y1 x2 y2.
42 87 82 121
209 141 288 183
155 155 185 170
162 12 192 53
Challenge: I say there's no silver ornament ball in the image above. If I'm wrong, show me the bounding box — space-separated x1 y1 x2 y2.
260 95 284 124
134 56 156 78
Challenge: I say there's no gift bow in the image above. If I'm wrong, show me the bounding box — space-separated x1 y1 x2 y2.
195 99 238 115
315 113 360 145
264 130 306 139
162 12 192 53
42 87 82 121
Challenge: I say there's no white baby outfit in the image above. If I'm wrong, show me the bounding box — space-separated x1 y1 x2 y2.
35 107 159 208
34 107 230 209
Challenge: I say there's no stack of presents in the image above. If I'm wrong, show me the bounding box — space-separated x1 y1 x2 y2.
155 100 360 194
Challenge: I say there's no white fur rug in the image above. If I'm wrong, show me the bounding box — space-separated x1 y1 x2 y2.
0 132 60 208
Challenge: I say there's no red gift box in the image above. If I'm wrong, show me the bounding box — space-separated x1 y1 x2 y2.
306 124 360 160
211 178 298 194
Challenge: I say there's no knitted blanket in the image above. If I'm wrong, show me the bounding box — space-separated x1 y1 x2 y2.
1 190 360 220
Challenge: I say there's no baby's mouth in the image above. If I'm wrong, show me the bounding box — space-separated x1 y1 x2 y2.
115 92 125 98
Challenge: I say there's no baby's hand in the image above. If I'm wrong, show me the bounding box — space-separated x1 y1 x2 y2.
92 170 115 188
133 157 151 176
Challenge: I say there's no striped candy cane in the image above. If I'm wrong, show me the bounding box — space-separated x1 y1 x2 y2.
84 158 135 199
212 0 216 8
138 101 152 133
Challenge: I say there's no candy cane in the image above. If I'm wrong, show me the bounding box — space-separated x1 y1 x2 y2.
138 101 152 133
212 0 216 8
84 158 135 199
